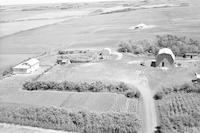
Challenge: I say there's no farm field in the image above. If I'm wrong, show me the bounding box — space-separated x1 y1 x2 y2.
0 91 141 113
0 53 146 132
156 92 200 133
0 0 200 133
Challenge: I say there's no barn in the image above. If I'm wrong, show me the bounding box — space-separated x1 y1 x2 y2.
13 58 40 74
156 48 175 67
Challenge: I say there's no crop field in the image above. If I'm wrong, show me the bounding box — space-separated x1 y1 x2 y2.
156 92 200 133
0 91 141 113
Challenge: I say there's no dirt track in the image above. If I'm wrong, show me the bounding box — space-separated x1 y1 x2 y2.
136 72 157 133
123 70 157 133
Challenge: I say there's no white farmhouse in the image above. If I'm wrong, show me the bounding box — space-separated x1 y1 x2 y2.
13 58 40 74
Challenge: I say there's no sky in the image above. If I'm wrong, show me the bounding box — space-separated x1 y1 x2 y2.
0 0 125 5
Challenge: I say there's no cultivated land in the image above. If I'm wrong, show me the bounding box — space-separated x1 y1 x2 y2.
0 0 200 133
157 92 200 133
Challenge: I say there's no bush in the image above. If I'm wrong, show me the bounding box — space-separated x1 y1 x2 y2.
0 103 142 133
125 90 141 99
153 92 163 100
23 81 141 98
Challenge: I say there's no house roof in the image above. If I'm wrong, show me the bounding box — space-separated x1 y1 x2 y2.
24 58 39 66
158 48 175 61
13 58 39 69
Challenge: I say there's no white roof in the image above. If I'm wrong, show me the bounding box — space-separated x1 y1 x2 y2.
158 48 175 60
24 58 39 66
103 48 112 54
136 23 146 27
13 58 39 69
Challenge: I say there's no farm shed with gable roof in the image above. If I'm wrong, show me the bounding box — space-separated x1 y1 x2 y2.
156 48 175 67
13 58 40 74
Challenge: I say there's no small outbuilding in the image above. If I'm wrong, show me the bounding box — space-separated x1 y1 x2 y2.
57 57 71 65
13 58 40 74
97 48 112 60
156 48 175 67
182 52 199 59
99 48 112 56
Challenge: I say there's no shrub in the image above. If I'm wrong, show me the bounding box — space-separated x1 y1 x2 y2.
153 92 163 100
23 81 141 98
0 103 142 133
125 91 140 99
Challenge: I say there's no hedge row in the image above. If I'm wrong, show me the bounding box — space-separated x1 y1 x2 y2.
0 103 141 133
23 81 140 98
154 83 200 100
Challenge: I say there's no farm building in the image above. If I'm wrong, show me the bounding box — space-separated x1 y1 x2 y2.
182 52 199 59
100 48 112 55
13 58 39 74
57 56 71 65
98 48 112 60
156 48 175 67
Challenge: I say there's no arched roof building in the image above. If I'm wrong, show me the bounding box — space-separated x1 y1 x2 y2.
156 48 175 67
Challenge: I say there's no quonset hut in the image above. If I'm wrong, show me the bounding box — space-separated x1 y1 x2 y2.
156 48 175 67
13 58 40 74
